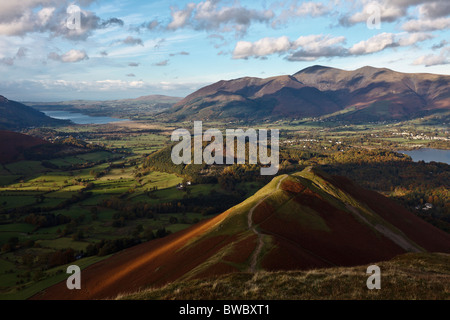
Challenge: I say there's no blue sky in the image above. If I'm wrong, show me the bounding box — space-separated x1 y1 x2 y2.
0 0 449 101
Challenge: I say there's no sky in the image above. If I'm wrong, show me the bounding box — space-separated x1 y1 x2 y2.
0 0 449 101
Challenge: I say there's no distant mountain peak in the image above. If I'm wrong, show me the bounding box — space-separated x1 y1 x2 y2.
166 65 450 123
294 65 334 75
0 95 9 103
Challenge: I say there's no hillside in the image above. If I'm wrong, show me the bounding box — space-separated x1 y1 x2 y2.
165 66 450 122
0 96 69 130
0 131 48 164
120 253 450 300
32 167 450 300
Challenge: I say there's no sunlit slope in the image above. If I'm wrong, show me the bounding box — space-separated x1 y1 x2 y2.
165 66 450 122
33 168 450 300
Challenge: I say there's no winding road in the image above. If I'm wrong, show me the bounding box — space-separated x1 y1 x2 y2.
248 174 287 272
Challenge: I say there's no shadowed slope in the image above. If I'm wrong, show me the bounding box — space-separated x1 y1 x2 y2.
0 95 69 130
0 130 48 164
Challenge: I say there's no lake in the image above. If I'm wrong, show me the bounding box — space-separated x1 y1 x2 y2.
42 110 129 125
398 148 450 165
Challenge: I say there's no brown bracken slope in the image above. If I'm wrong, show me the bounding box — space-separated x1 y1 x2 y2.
166 66 450 122
0 130 48 164
32 168 450 300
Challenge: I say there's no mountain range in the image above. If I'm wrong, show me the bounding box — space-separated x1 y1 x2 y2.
29 95 183 119
33 167 450 300
166 66 450 122
2 66 449 128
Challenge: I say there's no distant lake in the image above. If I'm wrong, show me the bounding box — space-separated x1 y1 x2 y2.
42 110 128 125
398 148 450 165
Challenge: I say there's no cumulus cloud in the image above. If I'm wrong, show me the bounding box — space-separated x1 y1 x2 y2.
233 36 291 59
126 73 136 77
168 3 196 30
402 17 450 32
167 0 274 36
339 1 404 26
128 62 140 67
338 0 450 31
419 0 450 19
233 32 433 61
413 47 450 66
48 49 89 63
288 35 347 61
233 34 346 60
349 33 396 55
348 32 433 55
0 1 123 40
338 0 447 27
273 1 331 27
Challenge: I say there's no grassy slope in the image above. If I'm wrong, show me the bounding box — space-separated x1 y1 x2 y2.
0 255 111 300
119 253 450 300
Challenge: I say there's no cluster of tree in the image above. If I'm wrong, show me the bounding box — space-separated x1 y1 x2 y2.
85 238 141 257
23 213 71 228
46 248 76 268
322 158 449 231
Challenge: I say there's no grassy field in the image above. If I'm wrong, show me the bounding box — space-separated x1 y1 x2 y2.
0 254 111 300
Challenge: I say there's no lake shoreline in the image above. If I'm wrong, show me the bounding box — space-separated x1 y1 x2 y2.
398 148 450 165
42 110 129 125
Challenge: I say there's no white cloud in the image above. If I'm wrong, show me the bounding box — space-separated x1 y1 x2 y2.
413 48 450 67
0 1 122 40
288 34 347 61
167 0 274 36
48 49 89 63
232 34 347 60
397 32 434 46
233 31 433 61
402 17 450 32
273 1 331 27
340 1 406 26
338 0 446 26
168 3 196 30
233 36 291 59
349 32 433 55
